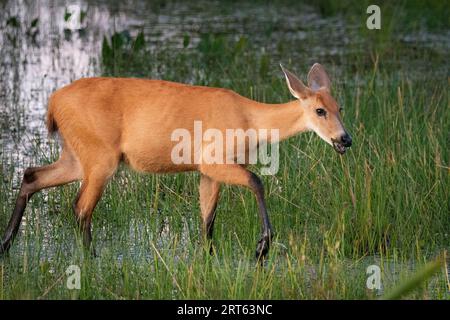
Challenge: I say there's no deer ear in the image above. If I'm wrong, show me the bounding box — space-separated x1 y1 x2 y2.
307 63 331 92
280 64 311 100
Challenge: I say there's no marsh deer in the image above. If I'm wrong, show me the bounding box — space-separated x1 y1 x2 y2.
0 63 352 259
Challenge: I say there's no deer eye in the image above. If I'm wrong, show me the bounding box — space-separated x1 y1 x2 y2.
316 108 326 117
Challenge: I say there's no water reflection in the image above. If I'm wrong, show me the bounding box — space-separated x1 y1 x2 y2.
1 1 118 172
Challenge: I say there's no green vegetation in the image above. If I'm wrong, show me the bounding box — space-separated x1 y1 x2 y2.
0 0 448 299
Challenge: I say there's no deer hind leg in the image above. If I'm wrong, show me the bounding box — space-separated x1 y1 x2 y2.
73 154 119 252
199 174 220 254
1 149 82 254
199 164 273 261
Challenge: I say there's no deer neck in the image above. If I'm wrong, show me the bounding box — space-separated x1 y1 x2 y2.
247 100 308 142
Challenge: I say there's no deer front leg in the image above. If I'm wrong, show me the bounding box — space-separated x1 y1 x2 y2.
249 172 273 260
199 164 273 261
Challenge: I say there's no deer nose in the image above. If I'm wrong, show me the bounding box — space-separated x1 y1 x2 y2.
341 133 352 147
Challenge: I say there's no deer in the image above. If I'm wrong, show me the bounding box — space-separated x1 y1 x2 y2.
0 63 352 260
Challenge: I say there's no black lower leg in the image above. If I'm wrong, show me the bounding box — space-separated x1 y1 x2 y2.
203 213 216 255
1 170 36 255
1 194 31 254
204 213 216 240
81 221 92 248
249 173 273 261
78 218 95 257
72 199 95 256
